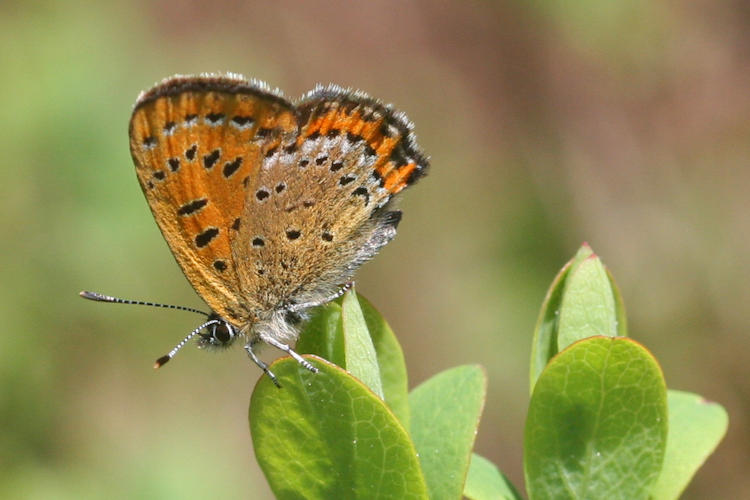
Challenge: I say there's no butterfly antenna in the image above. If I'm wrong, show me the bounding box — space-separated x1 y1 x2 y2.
79 290 209 316
154 319 222 369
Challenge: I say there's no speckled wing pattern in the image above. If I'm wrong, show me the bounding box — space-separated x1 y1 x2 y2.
129 74 428 330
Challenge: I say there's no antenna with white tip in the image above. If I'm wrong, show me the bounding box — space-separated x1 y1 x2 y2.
153 319 221 369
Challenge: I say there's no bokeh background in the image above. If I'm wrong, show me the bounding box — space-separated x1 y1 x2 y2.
2 1 748 498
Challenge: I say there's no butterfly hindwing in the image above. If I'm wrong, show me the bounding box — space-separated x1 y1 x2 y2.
296 85 428 197
235 86 429 311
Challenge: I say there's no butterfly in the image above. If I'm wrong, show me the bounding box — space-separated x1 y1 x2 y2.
82 74 428 385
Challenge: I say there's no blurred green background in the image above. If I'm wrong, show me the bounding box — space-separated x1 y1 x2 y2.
2 1 748 498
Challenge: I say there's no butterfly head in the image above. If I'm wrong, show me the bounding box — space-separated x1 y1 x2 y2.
196 312 239 349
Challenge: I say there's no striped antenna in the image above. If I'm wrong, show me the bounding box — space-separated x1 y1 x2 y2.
79 290 208 316
153 319 221 369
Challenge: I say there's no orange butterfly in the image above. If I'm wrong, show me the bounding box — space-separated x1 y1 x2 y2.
82 74 428 385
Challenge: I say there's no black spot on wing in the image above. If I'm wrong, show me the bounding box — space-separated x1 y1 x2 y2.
178 198 208 216
142 136 157 149
195 227 219 248
231 115 254 128
352 186 369 205
223 157 242 177
346 132 364 144
205 112 225 125
203 149 221 169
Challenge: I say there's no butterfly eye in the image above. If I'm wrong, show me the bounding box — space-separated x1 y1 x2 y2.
215 322 235 344
199 320 236 347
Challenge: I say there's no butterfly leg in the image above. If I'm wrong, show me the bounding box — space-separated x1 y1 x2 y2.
288 282 355 313
328 281 354 301
244 340 281 388
261 335 319 374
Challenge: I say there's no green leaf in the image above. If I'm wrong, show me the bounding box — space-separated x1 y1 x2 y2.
524 336 668 500
341 289 384 398
530 243 623 391
250 356 428 500
529 255 575 392
296 293 409 425
410 365 487 500
557 253 618 350
606 267 628 337
358 294 410 429
296 302 345 367
464 453 523 500
650 390 728 500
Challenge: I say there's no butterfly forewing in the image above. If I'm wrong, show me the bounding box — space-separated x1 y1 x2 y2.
129 76 297 324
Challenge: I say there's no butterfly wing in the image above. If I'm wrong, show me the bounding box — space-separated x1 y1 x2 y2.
234 85 429 312
129 75 297 324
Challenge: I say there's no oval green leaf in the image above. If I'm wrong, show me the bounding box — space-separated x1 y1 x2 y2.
606 267 628 337
524 336 667 500
650 390 728 500
410 365 487 500
529 254 575 392
557 254 618 350
296 301 345 367
358 294 410 429
341 289 384 398
530 244 617 391
464 453 523 500
250 356 428 500
297 293 409 425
